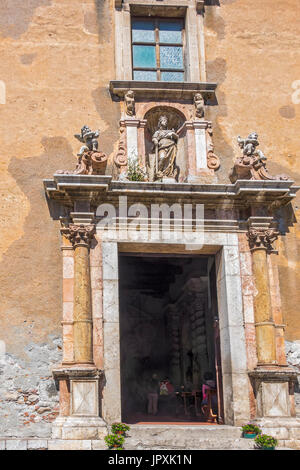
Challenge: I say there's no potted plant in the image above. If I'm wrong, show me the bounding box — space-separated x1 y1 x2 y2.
111 422 130 436
104 433 125 450
241 423 261 438
254 433 278 450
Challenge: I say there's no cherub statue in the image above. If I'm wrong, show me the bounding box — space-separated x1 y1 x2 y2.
125 90 135 116
237 132 267 162
74 125 100 157
229 131 289 183
194 93 205 119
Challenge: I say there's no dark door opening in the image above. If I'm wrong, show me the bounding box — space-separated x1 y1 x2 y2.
119 253 223 424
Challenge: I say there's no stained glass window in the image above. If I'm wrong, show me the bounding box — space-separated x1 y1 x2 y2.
131 17 184 82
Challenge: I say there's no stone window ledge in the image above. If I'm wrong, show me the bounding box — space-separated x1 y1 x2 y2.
109 80 217 102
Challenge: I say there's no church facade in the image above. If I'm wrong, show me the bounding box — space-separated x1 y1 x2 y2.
0 0 300 450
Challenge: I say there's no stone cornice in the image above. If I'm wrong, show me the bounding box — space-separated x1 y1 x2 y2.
44 175 299 212
109 80 217 103
115 0 207 13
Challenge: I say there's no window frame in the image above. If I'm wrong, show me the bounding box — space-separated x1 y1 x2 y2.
131 16 186 82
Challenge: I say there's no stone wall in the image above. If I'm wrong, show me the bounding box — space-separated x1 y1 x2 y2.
0 0 299 439
0 0 119 437
0 336 62 437
285 340 300 413
204 0 300 340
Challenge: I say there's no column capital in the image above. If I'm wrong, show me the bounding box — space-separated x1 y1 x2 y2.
62 224 96 249
247 227 279 253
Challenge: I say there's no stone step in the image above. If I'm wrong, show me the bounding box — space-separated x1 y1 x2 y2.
123 425 255 450
0 437 292 450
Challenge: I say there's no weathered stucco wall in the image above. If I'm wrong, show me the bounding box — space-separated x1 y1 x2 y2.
204 0 300 340
0 0 299 437
0 0 119 436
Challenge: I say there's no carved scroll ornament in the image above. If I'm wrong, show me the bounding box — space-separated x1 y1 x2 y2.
207 126 220 171
114 123 127 168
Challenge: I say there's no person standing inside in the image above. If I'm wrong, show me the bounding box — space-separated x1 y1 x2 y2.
147 373 160 415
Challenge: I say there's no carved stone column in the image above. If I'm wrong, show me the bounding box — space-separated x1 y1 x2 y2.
67 224 95 365
247 225 297 420
247 227 278 366
52 221 107 442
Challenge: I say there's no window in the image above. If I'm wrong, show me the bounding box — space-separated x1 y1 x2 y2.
131 17 185 82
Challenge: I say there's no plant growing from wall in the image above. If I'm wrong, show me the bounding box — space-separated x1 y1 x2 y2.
127 158 147 182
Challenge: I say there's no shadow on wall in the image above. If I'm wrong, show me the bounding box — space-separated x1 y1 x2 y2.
0 137 74 357
205 0 221 5
206 58 234 182
275 203 298 235
205 0 237 5
94 0 113 42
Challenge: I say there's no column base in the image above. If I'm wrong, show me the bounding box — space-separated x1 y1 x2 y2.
252 417 300 446
52 366 106 439
249 368 298 418
52 416 107 440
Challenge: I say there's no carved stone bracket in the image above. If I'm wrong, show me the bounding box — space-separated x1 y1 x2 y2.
124 90 135 117
247 227 280 253
194 92 205 119
62 224 96 249
114 121 127 168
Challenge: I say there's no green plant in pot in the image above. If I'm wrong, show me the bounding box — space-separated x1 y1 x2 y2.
104 433 125 450
254 434 278 450
241 422 262 439
111 422 130 436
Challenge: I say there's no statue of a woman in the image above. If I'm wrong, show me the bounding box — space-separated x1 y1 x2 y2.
152 115 178 181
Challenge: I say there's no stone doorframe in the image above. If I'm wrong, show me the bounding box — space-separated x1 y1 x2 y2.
100 231 251 426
